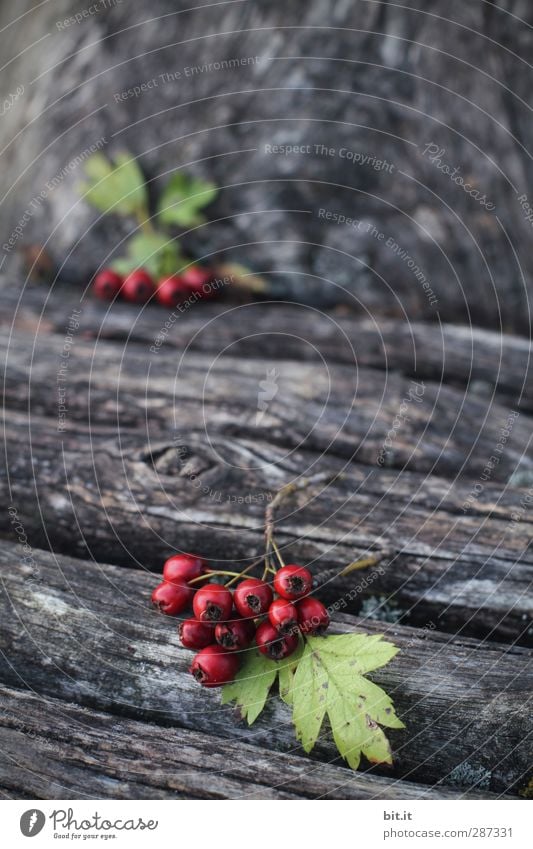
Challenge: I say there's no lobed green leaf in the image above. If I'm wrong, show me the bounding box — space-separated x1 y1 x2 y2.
158 173 218 227
221 631 403 771
221 650 278 725
79 152 147 218
111 231 183 278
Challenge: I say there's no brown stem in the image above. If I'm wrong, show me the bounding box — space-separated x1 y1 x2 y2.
188 570 241 585
264 472 341 571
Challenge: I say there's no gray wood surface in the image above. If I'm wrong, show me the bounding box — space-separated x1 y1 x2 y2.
1 304 532 644
0 683 499 800
3 284 533 411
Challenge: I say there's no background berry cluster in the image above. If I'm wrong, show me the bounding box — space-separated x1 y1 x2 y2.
93 264 219 306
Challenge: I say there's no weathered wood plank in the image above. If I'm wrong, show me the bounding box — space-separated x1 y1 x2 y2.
0 542 530 794
2 285 533 411
2 323 531 484
0 407 531 644
0 684 496 800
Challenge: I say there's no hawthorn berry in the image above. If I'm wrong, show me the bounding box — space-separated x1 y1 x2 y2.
234 578 273 618
297 596 330 635
193 583 233 622
181 265 213 294
190 644 240 687
163 553 208 586
273 564 313 600
255 620 299 660
122 269 155 303
215 618 255 651
93 268 122 300
178 618 215 650
156 275 188 307
268 598 298 635
151 581 193 615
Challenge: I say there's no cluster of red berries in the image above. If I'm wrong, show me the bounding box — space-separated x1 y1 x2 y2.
93 265 219 306
151 553 330 688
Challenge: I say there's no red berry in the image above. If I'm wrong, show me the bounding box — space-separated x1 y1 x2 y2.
273 564 313 600
151 581 193 615
93 268 122 300
181 265 212 293
215 618 255 651
156 275 188 307
178 618 214 649
297 597 330 635
122 269 154 303
190 644 240 687
268 598 298 635
163 553 208 586
255 620 299 660
234 578 273 618
193 583 233 622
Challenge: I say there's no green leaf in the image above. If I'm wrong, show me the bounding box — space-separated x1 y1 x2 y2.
309 633 399 674
220 630 402 772
111 231 183 278
221 650 278 724
158 173 218 227
291 635 403 769
292 641 329 752
278 640 304 705
78 152 148 218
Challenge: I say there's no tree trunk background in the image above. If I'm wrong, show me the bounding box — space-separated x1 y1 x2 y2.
1 1 533 330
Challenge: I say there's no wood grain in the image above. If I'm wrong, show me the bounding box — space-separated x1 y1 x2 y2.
0 684 499 800
1 403 531 644
3 286 533 411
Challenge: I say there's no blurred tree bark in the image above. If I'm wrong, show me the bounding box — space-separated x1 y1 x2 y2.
1 0 532 331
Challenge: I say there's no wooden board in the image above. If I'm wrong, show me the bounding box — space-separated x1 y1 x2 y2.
0 684 499 800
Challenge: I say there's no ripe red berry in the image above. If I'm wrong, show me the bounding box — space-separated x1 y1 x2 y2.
234 578 273 618
190 644 240 687
163 553 208 586
193 583 233 622
178 618 215 650
181 265 213 293
297 596 330 635
273 564 313 600
93 268 122 300
151 581 193 615
156 275 188 307
215 618 255 651
122 269 155 303
255 620 299 660
268 598 298 635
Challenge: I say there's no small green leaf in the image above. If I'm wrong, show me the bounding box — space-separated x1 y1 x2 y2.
312 633 399 674
291 635 403 769
110 257 137 275
126 232 170 265
278 640 304 705
221 650 278 725
79 152 148 218
158 173 218 227
112 231 183 278
292 642 329 752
